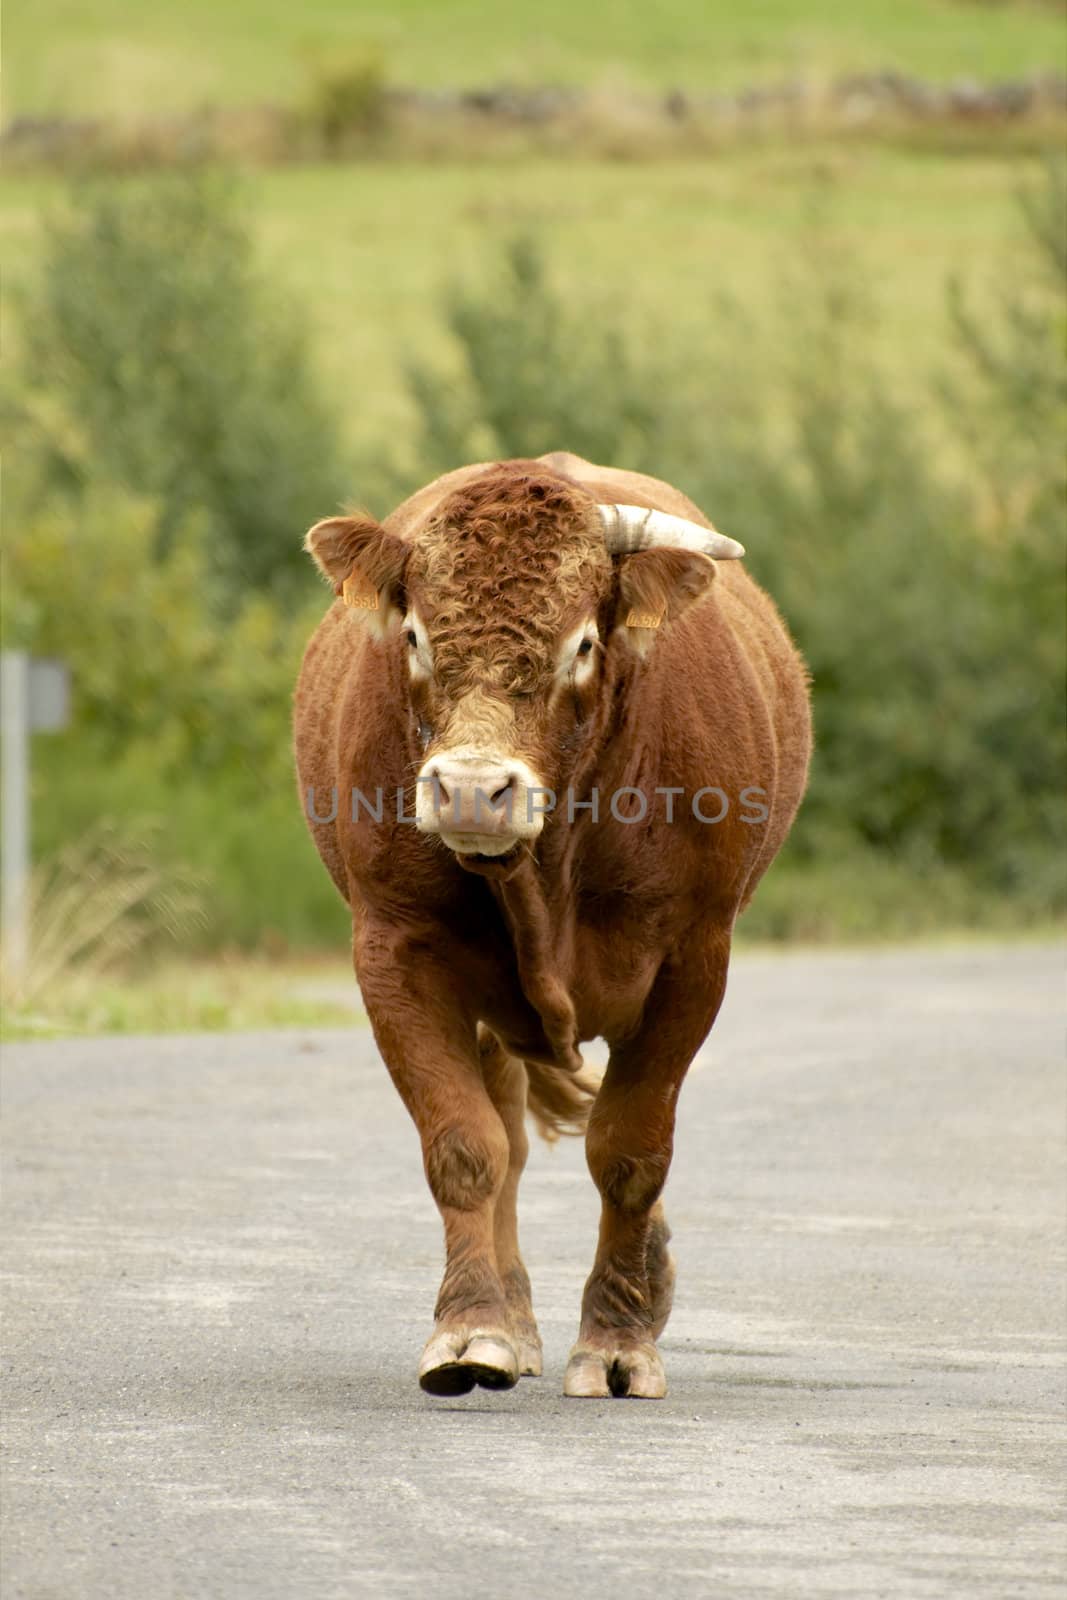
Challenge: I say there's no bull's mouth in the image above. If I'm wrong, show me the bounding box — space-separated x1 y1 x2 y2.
452 841 526 879
437 830 518 858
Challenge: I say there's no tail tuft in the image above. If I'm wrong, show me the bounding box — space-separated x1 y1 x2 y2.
525 1058 601 1144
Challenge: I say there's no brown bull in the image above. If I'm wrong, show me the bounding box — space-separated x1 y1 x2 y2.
294 452 811 1399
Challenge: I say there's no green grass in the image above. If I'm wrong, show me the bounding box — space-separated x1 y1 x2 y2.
251 147 1043 455
0 145 1045 467
737 854 1067 945
7 0 1065 118
1 956 362 1040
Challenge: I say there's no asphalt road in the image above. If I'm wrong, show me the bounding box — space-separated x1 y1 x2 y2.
2 945 1065 1600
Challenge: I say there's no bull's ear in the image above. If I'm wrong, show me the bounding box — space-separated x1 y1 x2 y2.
613 547 717 657
304 514 409 638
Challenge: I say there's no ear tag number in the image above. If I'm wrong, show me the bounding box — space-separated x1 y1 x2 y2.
342 571 380 611
625 608 664 630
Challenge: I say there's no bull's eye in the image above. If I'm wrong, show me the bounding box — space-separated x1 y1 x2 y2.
576 638 595 658
405 630 418 649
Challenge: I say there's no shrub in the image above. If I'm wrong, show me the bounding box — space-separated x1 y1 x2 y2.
2 478 346 953
688 199 1065 910
8 173 349 596
1 478 321 783
404 237 679 482
300 48 390 154
26 749 349 953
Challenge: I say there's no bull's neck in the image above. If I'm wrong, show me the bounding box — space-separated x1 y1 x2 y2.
495 858 583 1071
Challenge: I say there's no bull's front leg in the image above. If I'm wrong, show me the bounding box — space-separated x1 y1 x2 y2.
477 1027 543 1376
565 934 730 1400
355 921 518 1396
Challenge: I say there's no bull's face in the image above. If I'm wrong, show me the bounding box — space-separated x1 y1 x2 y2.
401 591 606 861
305 465 743 867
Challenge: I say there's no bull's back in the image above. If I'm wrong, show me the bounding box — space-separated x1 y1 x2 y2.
707 564 811 901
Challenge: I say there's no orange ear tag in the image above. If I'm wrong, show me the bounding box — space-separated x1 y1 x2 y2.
625 608 664 630
342 570 380 611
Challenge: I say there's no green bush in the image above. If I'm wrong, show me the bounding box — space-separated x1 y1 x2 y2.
404 237 680 481
3 479 346 952
300 48 390 154
26 745 349 952
2 479 321 782
9 174 349 596
0 174 357 951
682 228 1065 908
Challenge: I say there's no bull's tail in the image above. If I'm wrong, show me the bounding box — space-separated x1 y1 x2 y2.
525 1057 601 1144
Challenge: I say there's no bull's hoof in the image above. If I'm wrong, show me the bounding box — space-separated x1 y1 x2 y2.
418 1328 520 1396
515 1329 543 1378
506 1310 543 1376
502 1265 542 1376
563 1341 667 1399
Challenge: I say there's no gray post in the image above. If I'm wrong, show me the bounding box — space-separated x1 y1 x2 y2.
1 650 30 977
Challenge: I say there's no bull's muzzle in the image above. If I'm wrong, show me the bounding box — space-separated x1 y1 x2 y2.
416 750 547 857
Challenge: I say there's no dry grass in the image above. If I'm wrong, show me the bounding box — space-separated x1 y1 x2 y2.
0 825 362 1039
0 825 203 1014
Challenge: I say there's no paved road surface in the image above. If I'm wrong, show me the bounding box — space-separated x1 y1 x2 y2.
3 946 1065 1599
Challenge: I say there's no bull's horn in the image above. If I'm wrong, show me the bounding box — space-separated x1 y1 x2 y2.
597 503 745 560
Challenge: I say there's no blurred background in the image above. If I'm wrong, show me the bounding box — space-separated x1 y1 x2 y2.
1 0 1064 1035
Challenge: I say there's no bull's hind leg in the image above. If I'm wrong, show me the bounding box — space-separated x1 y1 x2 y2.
477 1027 542 1376
355 925 519 1396
565 934 729 1399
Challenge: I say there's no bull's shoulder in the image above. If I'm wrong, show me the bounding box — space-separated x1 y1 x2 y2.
714 564 809 677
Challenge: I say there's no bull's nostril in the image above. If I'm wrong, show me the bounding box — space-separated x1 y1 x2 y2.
489 782 512 805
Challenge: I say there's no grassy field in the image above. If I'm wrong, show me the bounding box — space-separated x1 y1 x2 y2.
249 146 1043 453
0 144 1044 463
8 0 1065 119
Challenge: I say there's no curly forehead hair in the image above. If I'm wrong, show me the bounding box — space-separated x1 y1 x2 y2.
410 466 612 694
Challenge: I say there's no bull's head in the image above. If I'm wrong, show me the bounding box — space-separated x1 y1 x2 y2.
305 466 743 868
